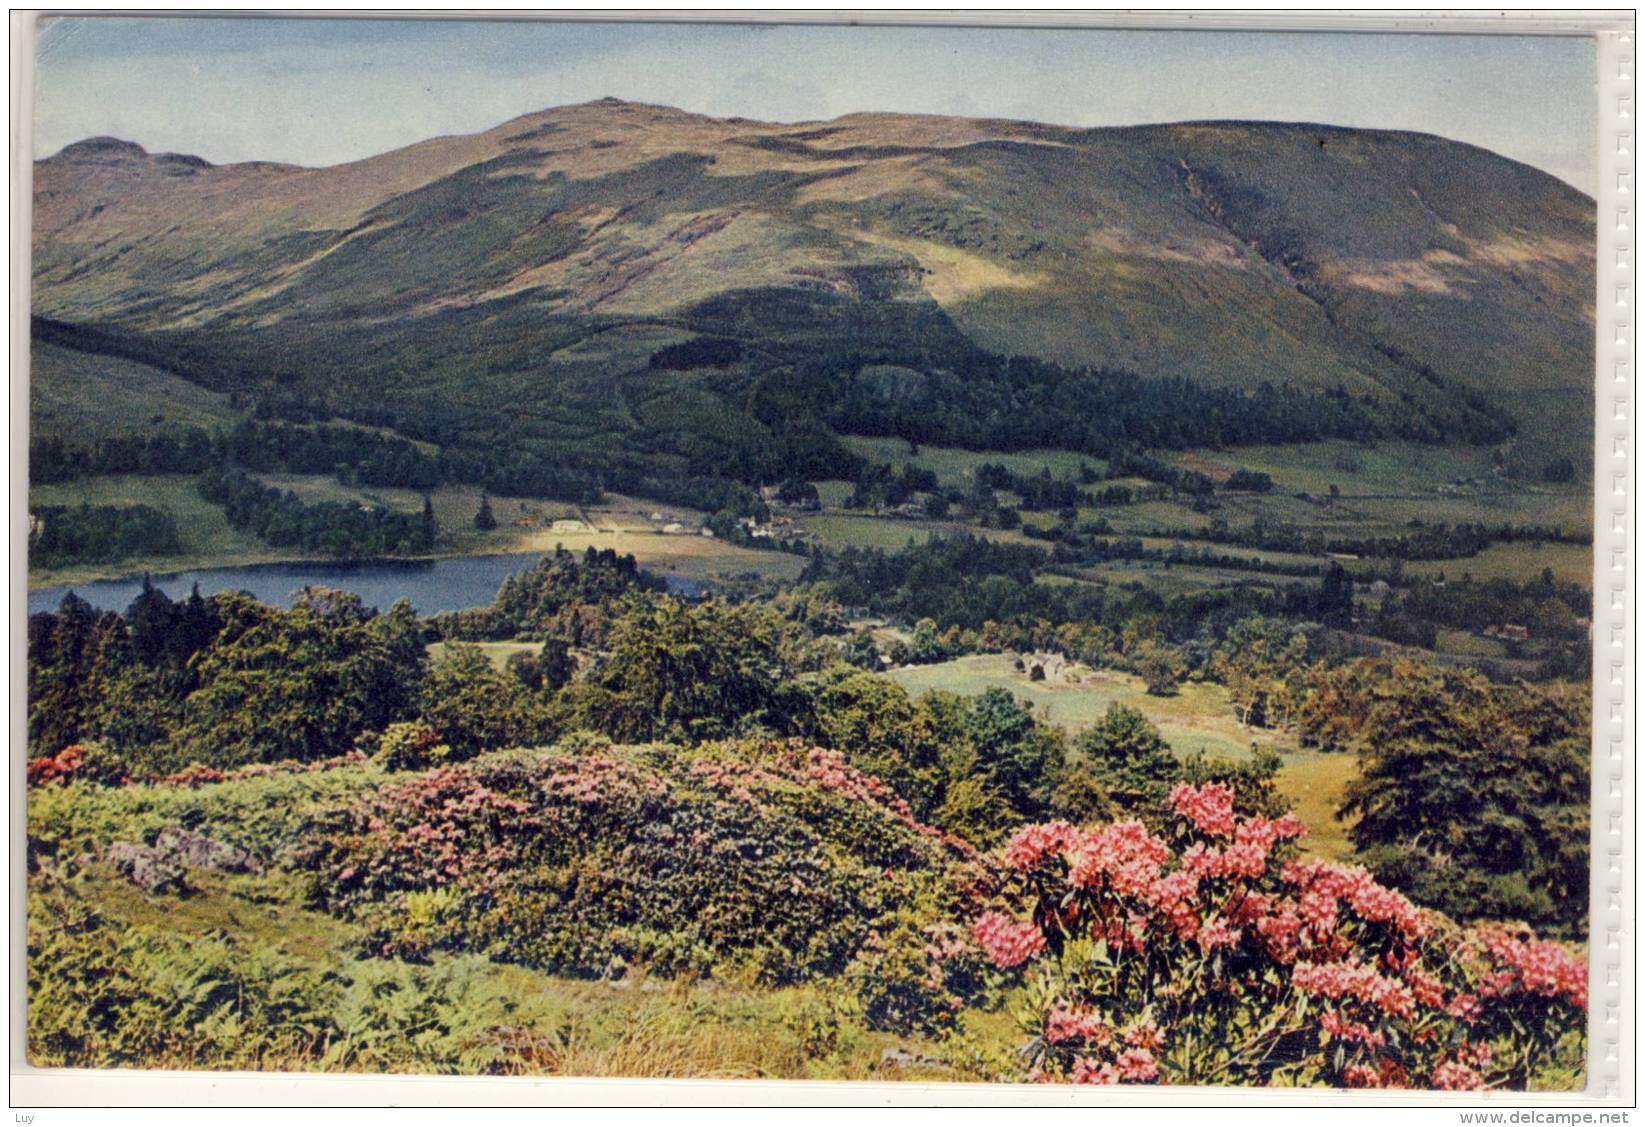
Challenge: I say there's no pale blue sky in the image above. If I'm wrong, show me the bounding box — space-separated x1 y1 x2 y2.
34 16 1599 194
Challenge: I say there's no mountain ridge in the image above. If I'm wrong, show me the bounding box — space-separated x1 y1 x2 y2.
33 99 1596 475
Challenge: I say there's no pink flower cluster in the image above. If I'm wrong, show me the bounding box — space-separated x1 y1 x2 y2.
688 741 977 861
543 755 669 805
1474 923 1588 1011
1293 960 1416 1020
1070 1047 1160 1085
1281 858 1429 941
973 910 1046 968
1004 821 1083 870
978 795 1586 1091
1045 1003 1107 1046
1431 1061 1485 1091
689 757 785 810
1169 781 1238 836
1069 822 1172 896
1320 1010 1385 1050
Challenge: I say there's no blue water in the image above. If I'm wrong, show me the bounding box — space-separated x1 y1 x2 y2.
28 553 703 617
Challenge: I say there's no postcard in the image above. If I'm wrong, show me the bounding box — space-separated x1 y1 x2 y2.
14 12 1634 1108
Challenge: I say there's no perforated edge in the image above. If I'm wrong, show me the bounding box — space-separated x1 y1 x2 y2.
1591 25 1635 1107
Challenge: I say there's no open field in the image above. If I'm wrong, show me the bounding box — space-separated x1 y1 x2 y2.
427 640 544 670
887 654 1297 762
1065 561 1302 599
841 436 1105 489
883 654 1358 861
797 512 938 550
1404 540 1595 586
1277 753 1361 863
1344 491 1593 536
1171 441 1507 498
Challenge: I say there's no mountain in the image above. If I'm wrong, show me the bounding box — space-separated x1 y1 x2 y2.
32 99 1595 478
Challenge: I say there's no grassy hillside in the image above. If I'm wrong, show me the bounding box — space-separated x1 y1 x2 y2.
26 749 996 1079
29 340 243 443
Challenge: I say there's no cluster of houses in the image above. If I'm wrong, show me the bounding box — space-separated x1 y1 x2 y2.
739 514 810 541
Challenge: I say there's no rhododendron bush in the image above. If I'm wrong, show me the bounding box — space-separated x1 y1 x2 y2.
975 783 1586 1089
301 740 980 988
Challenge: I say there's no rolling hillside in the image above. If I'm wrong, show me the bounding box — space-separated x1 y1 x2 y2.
32 99 1595 474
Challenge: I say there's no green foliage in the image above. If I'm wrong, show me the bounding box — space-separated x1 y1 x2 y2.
1336 660 1590 935
1131 640 1188 697
958 687 1064 820
419 643 556 757
174 590 427 769
28 884 332 1069
844 910 997 1038
933 776 1017 849
28 878 545 1074
1177 747 1288 820
26 762 382 869
1072 703 1179 812
197 466 434 559
567 598 805 743
31 503 182 566
376 722 450 772
800 667 945 819
433 546 661 642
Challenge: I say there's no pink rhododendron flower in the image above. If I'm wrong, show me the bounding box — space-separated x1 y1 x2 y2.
1342 1064 1381 1089
1045 1004 1105 1045
1005 821 1083 870
1432 1061 1484 1091
1122 1018 1164 1052
1292 960 1416 1019
1115 1047 1160 1082
1476 924 1588 1010
973 911 1046 968
1070 1058 1119 1085
1169 781 1237 836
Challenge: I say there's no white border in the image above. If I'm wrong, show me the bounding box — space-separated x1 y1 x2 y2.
7 8 1636 1112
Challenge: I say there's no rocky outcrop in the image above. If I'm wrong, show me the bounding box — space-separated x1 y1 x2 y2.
100 826 263 894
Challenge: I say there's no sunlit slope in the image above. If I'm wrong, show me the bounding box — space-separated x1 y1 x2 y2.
34 99 1595 466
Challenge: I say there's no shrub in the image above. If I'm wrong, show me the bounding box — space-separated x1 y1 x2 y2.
974 783 1586 1088
27 742 128 788
299 742 973 985
376 722 450 772
844 911 997 1038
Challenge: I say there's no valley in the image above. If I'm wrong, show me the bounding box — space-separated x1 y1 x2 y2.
26 97 1596 1089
